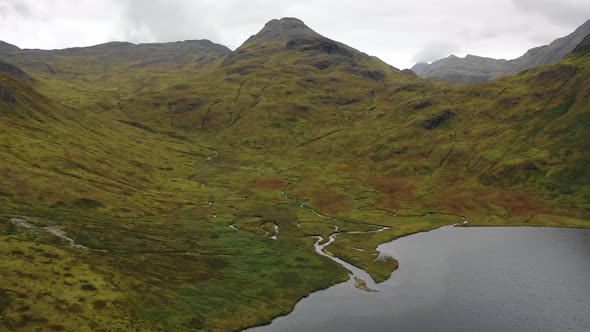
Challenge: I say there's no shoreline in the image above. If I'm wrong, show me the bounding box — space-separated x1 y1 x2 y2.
240 223 590 331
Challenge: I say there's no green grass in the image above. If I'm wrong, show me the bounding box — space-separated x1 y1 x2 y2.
0 33 589 331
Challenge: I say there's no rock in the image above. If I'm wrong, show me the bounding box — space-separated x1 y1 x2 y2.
313 60 332 70
0 60 28 79
422 110 456 129
335 97 361 106
287 38 353 58
245 17 323 44
359 70 385 81
413 100 433 110
0 88 17 104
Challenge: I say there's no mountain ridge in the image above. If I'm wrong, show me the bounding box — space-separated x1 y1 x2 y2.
412 19 590 83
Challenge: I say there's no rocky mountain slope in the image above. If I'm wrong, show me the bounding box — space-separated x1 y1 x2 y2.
0 17 589 331
412 19 590 83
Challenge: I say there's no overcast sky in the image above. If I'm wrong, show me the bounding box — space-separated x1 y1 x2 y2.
0 0 589 69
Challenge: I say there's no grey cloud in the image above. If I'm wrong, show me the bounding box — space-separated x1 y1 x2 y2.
120 0 221 43
413 42 460 63
11 1 31 16
512 0 590 25
0 0 31 18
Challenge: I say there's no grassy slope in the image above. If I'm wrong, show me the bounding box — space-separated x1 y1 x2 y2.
0 72 349 331
0 30 589 330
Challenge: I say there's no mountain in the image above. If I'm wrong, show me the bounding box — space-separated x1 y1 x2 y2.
0 40 19 51
410 61 430 76
0 17 589 332
412 54 509 83
0 39 231 112
119 17 410 136
223 17 398 76
412 19 590 83
0 39 231 69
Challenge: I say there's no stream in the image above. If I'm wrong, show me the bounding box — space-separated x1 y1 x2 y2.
280 189 393 289
10 218 87 249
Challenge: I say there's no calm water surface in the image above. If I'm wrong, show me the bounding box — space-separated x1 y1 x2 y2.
246 226 590 332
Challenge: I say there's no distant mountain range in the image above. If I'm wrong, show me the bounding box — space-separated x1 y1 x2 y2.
412 19 590 83
0 39 230 74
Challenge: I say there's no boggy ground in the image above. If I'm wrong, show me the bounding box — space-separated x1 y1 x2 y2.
1 137 588 331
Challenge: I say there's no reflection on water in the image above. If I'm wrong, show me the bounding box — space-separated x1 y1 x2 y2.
245 227 590 332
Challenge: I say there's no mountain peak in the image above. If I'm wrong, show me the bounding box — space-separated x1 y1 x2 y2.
268 17 306 26
245 17 322 44
410 62 431 76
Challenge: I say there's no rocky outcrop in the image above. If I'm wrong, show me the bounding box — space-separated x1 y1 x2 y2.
422 110 455 129
287 38 354 57
244 17 323 44
0 60 28 79
0 88 17 104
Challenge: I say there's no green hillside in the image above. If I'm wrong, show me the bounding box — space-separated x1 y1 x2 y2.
0 18 589 331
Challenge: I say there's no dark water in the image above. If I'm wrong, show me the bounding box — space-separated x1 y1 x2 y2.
246 227 590 332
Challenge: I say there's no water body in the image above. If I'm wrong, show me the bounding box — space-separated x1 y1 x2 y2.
246 226 590 332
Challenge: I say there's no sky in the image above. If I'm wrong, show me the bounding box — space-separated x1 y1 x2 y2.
0 0 589 69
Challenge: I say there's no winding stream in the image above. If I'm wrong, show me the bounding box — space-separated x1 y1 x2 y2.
249 184 589 330
313 225 393 290
281 189 393 288
313 234 378 289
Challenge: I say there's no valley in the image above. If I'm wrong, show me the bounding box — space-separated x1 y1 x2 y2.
0 17 589 331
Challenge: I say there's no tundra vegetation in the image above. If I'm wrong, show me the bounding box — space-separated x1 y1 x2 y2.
0 19 589 331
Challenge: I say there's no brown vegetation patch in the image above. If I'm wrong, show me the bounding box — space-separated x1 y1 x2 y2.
369 176 416 210
368 177 416 199
437 186 553 218
298 188 353 214
252 177 285 190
